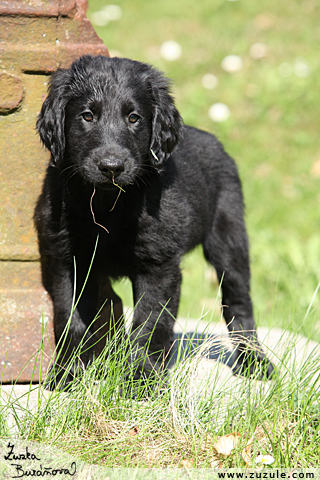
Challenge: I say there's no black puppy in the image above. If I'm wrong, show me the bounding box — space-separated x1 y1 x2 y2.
35 55 274 389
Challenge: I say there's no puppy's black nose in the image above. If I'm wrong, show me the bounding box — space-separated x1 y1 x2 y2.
98 160 124 179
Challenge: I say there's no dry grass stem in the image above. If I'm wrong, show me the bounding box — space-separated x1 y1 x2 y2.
90 186 109 234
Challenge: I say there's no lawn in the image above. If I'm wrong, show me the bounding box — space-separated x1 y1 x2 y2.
87 0 320 341
2 0 320 474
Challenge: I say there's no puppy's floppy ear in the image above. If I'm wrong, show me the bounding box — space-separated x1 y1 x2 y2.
36 69 71 166
148 71 183 168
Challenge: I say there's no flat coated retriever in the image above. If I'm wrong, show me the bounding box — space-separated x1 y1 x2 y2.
35 55 274 389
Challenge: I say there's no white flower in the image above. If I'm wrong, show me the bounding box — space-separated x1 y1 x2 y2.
39 315 48 325
294 59 310 78
91 5 122 27
202 73 218 89
160 41 182 61
91 10 109 26
208 103 230 122
278 59 310 78
256 454 275 465
102 5 122 21
249 43 267 59
221 55 243 73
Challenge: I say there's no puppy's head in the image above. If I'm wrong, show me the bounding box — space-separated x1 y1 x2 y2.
37 55 182 187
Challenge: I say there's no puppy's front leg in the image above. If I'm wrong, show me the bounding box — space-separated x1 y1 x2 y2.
129 261 182 379
44 262 100 390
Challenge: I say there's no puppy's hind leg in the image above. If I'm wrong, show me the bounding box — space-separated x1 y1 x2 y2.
203 189 275 379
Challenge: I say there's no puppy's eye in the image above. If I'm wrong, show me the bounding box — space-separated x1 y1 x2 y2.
82 112 94 122
128 113 140 124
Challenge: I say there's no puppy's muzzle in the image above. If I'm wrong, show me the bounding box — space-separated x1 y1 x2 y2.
98 159 124 179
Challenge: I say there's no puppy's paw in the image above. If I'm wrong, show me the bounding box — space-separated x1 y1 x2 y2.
232 347 275 380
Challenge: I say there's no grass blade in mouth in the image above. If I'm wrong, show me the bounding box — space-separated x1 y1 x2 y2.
109 188 122 212
112 181 125 193
109 175 125 211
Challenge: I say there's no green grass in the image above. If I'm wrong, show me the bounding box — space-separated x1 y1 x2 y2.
1 252 320 470
86 0 320 341
1 324 320 471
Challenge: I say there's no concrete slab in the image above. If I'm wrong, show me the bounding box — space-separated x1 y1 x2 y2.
173 318 319 367
171 319 320 392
